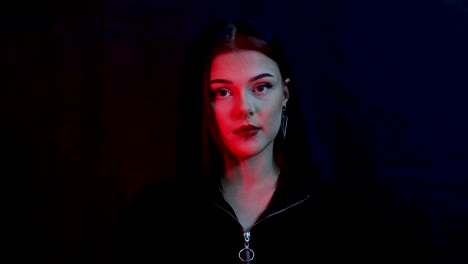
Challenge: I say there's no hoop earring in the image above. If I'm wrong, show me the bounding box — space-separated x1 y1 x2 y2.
281 106 288 139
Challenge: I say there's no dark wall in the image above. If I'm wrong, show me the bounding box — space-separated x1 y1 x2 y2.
2 0 467 263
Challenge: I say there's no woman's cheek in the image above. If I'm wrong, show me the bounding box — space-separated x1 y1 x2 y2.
214 109 230 136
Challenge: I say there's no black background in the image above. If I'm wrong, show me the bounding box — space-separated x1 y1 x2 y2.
2 0 468 263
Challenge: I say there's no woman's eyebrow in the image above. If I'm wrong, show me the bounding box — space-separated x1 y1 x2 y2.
209 79 232 85
209 73 274 85
249 73 274 82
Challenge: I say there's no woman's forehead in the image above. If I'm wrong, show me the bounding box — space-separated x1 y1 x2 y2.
210 50 281 81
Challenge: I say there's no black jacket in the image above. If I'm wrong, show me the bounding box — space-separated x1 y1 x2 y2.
114 174 436 264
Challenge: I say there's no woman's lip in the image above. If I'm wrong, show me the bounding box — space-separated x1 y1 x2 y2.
234 128 260 137
234 125 260 133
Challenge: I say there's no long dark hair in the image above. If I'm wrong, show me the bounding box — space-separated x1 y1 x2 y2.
178 18 315 190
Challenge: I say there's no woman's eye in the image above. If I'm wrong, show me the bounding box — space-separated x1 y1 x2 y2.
255 83 272 94
211 89 231 98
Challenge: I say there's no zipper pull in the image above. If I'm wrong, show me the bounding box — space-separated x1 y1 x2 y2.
238 231 255 262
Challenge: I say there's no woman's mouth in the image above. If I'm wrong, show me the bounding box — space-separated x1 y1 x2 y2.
234 125 261 137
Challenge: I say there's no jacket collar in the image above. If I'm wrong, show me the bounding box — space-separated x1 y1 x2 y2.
206 172 310 225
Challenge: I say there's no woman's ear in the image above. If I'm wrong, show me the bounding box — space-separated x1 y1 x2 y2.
283 78 290 104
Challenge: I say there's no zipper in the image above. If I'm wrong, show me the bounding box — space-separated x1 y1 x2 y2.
238 231 254 262
213 194 310 263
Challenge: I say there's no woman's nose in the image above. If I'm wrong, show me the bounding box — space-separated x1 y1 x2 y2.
236 92 254 119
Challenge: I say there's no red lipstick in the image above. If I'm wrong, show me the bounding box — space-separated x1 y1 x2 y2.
234 125 260 137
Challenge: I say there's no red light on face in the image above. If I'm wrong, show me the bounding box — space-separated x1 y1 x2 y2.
208 50 288 159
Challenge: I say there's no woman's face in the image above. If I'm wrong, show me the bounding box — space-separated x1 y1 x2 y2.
209 50 289 159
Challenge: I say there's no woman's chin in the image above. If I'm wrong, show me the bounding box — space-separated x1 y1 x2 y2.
228 144 267 160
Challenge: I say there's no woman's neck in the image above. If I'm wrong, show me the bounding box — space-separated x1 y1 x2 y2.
222 149 280 190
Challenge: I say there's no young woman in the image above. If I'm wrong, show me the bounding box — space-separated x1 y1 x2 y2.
115 18 434 264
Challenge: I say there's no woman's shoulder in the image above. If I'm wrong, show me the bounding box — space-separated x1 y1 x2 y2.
129 176 203 207
312 179 435 262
